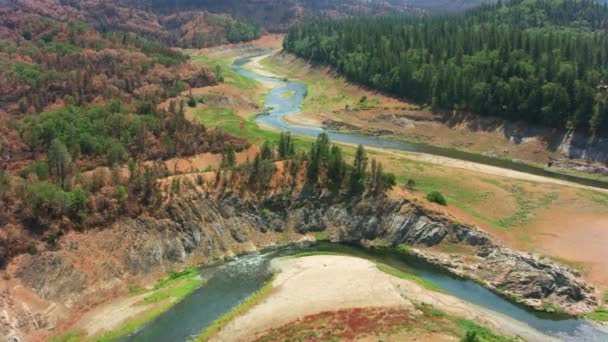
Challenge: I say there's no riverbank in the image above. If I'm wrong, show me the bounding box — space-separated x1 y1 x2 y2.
50 269 204 341
227 51 608 296
211 255 550 341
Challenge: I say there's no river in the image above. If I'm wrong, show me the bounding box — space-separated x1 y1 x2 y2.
127 243 606 341
124 55 608 341
230 56 608 190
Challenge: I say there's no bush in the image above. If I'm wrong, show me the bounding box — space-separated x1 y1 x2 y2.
427 191 447 206
20 161 50 180
187 96 197 107
67 188 87 221
0 170 9 197
381 172 396 187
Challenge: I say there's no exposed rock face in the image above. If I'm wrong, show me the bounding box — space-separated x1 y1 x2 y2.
15 252 86 301
12 188 598 321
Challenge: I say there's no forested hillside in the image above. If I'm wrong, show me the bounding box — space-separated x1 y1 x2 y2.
284 0 608 133
1 0 261 48
0 0 251 265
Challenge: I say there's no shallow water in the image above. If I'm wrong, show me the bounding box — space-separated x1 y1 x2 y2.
127 243 607 341
231 56 608 190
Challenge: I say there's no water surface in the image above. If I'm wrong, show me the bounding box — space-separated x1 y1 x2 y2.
231 56 608 190
128 243 608 341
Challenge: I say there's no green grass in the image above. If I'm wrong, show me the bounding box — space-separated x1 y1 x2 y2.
142 276 202 303
194 107 277 144
50 332 82 342
456 319 513 342
586 307 608 322
541 302 566 314
193 106 313 149
375 263 444 293
196 275 275 341
416 304 514 341
93 273 204 341
280 90 296 99
53 269 205 342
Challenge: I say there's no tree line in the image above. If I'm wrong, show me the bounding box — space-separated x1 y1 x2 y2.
284 0 608 133
224 132 396 195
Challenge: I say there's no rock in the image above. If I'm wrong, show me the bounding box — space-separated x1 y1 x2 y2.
12 187 599 318
15 252 86 301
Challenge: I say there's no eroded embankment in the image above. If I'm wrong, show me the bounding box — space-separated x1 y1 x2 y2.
1 171 600 340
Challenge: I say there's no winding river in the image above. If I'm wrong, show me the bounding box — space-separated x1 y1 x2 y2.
125 56 608 341
231 56 608 190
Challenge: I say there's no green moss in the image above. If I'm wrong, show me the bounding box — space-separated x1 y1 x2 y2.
196 275 275 341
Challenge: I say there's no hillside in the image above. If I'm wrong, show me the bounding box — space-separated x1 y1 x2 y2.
284 0 608 133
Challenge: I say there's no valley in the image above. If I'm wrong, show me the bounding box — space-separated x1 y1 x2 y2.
2 1 608 341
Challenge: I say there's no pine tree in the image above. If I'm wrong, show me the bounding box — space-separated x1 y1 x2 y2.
350 144 368 194
47 139 71 189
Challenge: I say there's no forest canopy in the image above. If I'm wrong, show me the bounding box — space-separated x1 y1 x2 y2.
284 0 608 133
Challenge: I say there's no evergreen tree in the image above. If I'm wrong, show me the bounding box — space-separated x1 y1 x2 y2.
47 138 71 189
221 145 237 168
350 144 368 194
327 144 345 191
261 141 273 160
284 0 608 133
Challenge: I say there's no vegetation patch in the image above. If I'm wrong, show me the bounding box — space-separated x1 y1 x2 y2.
427 190 448 206
85 269 203 342
280 90 296 99
585 307 608 322
375 263 443 293
256 304 511 342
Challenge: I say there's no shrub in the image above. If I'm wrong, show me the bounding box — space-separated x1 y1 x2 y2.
115 185 127 201
67 188 87 221
381 172 396 187
187 96 197 108
0 170 9 197
427 191 447 206
20 161 50 180
406 179 416 190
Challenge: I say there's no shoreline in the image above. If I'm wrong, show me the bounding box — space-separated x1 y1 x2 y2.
210 254 554 341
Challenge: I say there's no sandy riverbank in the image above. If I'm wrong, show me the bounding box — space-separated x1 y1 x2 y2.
212 255 553 342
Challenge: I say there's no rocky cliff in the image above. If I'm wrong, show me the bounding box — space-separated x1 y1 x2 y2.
2 184 599 338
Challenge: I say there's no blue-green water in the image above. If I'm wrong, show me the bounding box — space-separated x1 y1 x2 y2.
123 55 608 341
231 56 608 190
127 243 606 342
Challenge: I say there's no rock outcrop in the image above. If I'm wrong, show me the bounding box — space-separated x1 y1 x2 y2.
8 186 598 339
